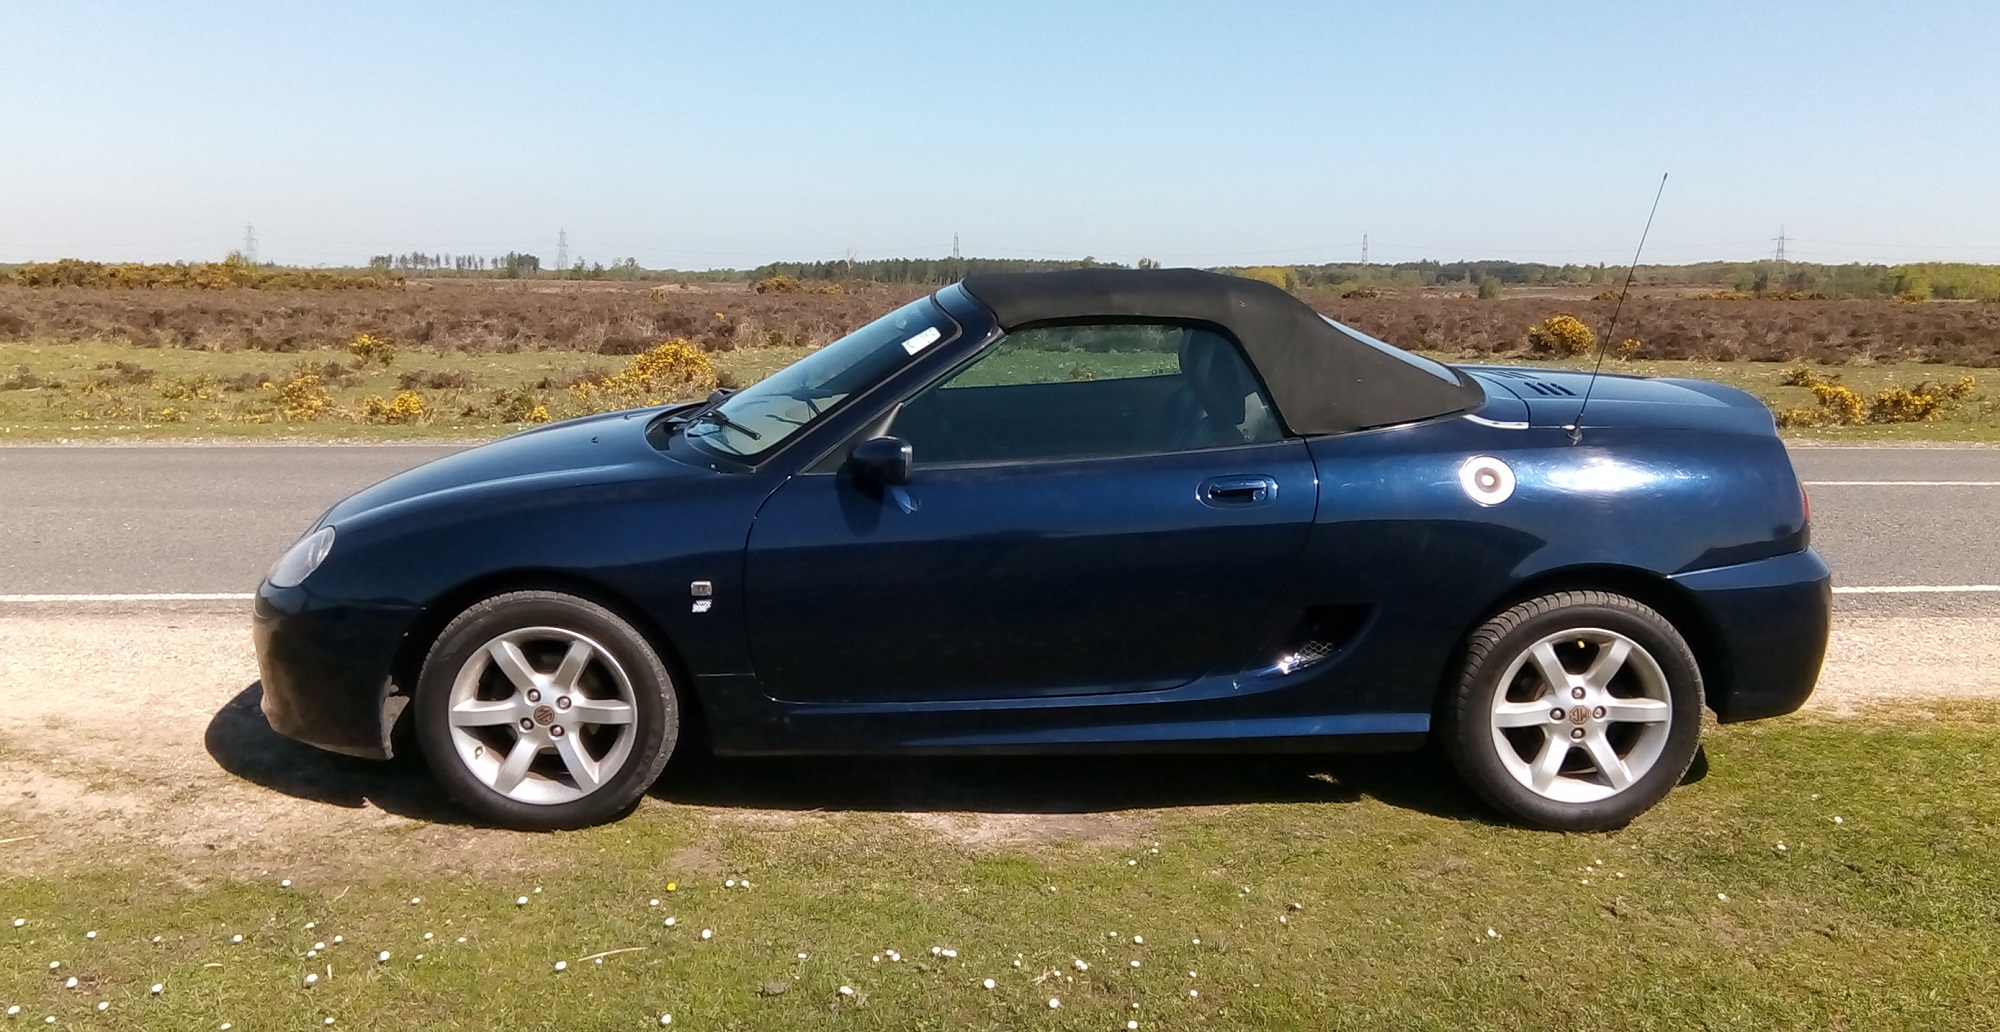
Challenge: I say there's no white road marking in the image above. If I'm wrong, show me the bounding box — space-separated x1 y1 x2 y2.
1804 481 2000 486
1833 585 2000 595
0 593 255 603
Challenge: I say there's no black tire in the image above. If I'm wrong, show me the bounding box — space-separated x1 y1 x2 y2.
413 591 678 830
1442 591 1703 831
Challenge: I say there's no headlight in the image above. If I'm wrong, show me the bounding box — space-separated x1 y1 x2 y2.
267 526 336 588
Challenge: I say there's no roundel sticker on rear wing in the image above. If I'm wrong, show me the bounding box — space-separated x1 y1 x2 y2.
1458 455 1516 505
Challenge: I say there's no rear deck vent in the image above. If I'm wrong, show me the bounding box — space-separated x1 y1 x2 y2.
1481 369 1577 396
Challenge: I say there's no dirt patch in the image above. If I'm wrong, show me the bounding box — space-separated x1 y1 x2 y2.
0 613 528 880
1805 615 2000 713
897 811 1152 851
0 613 1158 873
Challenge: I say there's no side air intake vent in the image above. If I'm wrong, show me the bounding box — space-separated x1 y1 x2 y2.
1262 604 1372 677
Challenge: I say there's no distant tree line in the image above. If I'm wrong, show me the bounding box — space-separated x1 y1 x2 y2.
1223 260 2000 300
368 252 544 277
253 251 2000 301
750 256 1131 285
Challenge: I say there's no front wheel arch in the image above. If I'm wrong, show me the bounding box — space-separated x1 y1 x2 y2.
388 570 709 755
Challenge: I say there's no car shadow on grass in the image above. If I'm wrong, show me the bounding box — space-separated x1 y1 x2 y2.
205 683 1491 826
203 683 473 826
651 749 1492 823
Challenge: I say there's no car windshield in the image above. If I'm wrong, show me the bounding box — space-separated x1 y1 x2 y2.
1321 315 1461 384
682 296 958 460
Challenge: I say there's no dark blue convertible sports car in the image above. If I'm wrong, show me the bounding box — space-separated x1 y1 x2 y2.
255 269 1830 831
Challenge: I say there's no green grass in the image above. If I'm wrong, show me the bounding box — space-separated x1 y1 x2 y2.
6 706 1998 1030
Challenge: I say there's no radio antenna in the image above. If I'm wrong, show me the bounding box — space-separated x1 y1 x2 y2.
1568 172 1668 444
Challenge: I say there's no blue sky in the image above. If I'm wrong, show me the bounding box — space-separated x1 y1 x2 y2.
3 1 1996 268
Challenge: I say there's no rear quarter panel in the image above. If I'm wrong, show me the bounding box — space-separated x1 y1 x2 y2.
1291 417 1808 715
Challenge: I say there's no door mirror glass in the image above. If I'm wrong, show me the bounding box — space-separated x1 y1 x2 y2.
848 436 913 485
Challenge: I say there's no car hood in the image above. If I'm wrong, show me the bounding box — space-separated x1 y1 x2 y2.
324 406 699 524
1460 366 1777 434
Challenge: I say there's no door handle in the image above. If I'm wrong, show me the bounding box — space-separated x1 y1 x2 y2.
1199 474 1278 507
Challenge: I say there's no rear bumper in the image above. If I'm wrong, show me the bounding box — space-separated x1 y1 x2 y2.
1671 548 1832 723
253 583 420 760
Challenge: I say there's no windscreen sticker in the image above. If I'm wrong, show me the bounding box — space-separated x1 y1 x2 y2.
900 326 942 355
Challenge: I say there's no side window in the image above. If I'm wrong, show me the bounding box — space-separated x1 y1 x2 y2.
889 323 1282 467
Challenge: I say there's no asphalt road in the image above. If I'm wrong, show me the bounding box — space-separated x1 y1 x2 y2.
0 444 1994 613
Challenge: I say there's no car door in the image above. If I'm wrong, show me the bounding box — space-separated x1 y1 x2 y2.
742 321 1318 704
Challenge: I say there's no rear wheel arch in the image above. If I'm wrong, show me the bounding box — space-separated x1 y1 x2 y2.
1436 565 1727 721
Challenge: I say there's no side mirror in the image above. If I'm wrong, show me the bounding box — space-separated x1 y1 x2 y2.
848 436 912 486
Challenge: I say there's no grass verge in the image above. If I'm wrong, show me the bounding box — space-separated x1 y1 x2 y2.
0 341 815 442
4 705 1997 1030
2 338 1994 443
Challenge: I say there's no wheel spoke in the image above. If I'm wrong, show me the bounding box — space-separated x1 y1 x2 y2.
551 639 594 693
1528 643 1570 693
1492 698 1555 728
1529 732 1571 792
567 697 635 726
1582 638 1633 691
555 735 602 790
1583 731 1634 791
490 737 541 794
449 698 519 727
1602 697 1671 724
487 639 541 693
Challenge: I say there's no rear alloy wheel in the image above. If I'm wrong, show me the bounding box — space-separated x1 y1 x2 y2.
1444 591 1703 831
414 591 677 829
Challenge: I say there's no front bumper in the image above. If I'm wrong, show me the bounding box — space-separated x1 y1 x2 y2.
253 583 421 760
1671 548 1832 723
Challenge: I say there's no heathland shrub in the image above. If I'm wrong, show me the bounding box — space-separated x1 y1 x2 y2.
753 275 803 294
570 338 717 408
1 367 52 391
269 369 332 421
398 369 476 391
359 390 427 424
1237 267 1297 290
157 374 223 402
1867 377 1978 422
493 388 552 423
1774 367 1977 427
80 361 157 394
5 256 399 290
347 333 397 366
1527 314 1597 356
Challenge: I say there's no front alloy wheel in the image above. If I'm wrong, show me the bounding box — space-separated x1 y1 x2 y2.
445 626 639 805
1445 591 1703 831
415 592 678 829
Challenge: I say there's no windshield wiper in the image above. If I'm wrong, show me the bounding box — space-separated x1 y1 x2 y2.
666 388 735 423
688 407 762 440
666 388 759 436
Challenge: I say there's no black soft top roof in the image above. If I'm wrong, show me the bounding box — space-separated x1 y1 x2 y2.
958 268 1480 434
